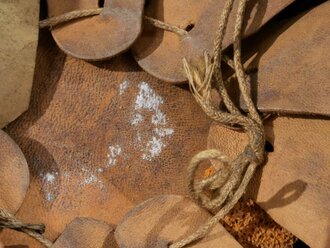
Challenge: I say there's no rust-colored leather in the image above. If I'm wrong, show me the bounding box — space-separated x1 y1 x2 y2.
208 117 330 247
115 195 242 248
52 217 117 248
231 2 330 116
0 31 211 247
0 130 29 214
132 0 294 83
47 0 145 60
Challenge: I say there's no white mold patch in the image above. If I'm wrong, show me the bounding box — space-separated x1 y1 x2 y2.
44 172 56 183
80 173 104 189
107 144 122 167
132 82 174 161
46 192 55 202
135 82 164 111
131 113 144 126
155 127 174 137
119 80 129 95
142 136 163 161
40 171 59 202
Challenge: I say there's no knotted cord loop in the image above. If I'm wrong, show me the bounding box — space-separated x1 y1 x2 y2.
169 0 265 247
0 209 53 247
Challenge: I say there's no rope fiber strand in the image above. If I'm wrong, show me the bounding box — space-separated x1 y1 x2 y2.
169 0 265 247
0 208 53 247
39 8 188 36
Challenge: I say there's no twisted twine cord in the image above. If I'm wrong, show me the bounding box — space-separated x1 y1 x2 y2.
169 0 265 247
39 8 188 37
0 209 53 247
39 8 102 28
144 16 188 36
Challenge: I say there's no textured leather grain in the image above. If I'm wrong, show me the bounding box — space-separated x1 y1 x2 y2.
0 31 211 247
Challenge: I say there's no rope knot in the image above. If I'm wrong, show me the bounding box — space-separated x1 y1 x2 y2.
170 0 266 247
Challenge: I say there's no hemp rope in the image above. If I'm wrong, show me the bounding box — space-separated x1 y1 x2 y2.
0 208 53 247
1 2 264 247
170 0 265 246
39 8 188 36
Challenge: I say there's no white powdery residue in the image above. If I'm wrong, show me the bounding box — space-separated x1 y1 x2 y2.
131 113 144 126
129 81 176 161
41 172 59 202
44 172 56 183
142 128 174 161
80 173 105 190
46 193 55 202
97 168 104 173
142 136 165 161
154 127 174 138
151 110 166 125
135 82 164 111
83 174 98 185
119 80 129 95
136 131 142 144
107 145 122 167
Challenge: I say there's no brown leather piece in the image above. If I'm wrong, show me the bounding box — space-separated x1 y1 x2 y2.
0 0 39 127
52 217 118 248
231 2 330 116
115 195 242 248
0 130 29 214
132 0 294 83
208 117 330 247
47 0 145 60
0 31 211 247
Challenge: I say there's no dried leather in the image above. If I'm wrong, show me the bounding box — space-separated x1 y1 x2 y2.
0 31 211 247
47 0 145 60
232 2 330 116
115 195 242 248
132 0 294 83
0 0 39 128
0 130 29 214
208 116 330 247
52 217 117 248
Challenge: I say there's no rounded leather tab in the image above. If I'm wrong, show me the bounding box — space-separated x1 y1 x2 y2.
52 217 117 248
47 0 145 60
235 1 330 116
115 195 242 248
0 130 29 214
132 0 294 83
0 0 39 127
